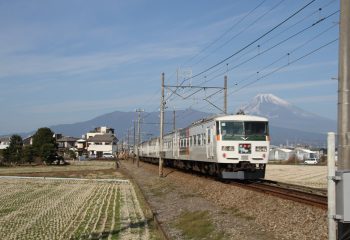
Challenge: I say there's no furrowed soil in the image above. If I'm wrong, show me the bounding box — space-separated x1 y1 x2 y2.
0 161 162 240
120 159 328 240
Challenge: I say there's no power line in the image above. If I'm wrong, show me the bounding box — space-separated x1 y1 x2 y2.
188 0 317 81
191 0 286 67
165 0 267 87
188 0 337 88
232 38 339 93
203 10 339 86
231 24 338 88
177 37 338 117
171 7 338 106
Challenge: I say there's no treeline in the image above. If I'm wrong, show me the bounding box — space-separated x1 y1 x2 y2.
1 127 63 165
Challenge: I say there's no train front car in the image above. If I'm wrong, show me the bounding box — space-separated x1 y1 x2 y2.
215 115 270 180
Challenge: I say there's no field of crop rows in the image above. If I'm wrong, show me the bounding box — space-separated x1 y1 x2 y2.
0 178 149 240
266 165 327 189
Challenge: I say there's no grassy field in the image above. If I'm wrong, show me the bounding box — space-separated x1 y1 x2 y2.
0 161 155 240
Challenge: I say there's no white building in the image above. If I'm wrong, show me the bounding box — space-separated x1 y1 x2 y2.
86 126 115 139
269 147 294 161
0 137 10 150
87 134 118 158
86 126 118 158
295 148 318 161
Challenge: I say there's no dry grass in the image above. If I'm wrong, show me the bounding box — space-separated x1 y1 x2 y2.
266 164 327 189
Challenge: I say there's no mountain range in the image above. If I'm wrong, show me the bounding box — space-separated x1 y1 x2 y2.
11 94 336 146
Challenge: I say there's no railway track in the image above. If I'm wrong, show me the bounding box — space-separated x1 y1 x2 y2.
137 159 328 209
229 180 328 209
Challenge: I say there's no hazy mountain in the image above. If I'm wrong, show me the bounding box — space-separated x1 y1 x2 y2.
49 109 212 140
7 94 335 147
241 93 336 134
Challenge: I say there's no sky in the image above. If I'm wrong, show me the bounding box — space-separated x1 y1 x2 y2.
0 0 340 135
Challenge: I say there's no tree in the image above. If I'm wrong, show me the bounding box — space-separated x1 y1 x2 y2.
5 135 23 164
32 128 56 157
2 148 10 163
23 145 35 164
41 143 57 164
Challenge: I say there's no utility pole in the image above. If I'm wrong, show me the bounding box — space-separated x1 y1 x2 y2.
136 109 143 167
173 108 176 132
159 73 165 177
337 0 350 239
133 120 136 164
127 128 130 155
224 75 228 114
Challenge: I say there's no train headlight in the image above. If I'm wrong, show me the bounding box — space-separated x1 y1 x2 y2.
255 146 267 152
222 146 235 151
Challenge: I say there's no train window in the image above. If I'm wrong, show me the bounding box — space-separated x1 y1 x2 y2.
221 121 244 140
207 129 211 144
197 134 201 145
216 121 220 135
221 121 268 140
245 121 268 136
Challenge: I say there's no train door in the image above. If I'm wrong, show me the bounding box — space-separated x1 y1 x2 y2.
206 127 214 159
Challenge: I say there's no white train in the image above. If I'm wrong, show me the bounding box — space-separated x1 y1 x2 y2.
139 114 270 179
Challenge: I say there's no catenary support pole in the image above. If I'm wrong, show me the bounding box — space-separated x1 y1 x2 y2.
224 75 228 114
133 120 136 163
173 109 176 132
328 132 336 240
159 73 165 177
337 0 350 239
136 109 143 167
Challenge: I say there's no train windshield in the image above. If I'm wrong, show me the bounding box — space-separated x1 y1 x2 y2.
220 121 268 140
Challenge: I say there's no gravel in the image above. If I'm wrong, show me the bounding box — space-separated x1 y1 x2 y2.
120 160 328 240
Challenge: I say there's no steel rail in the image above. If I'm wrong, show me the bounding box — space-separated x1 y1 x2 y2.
229 180 327 209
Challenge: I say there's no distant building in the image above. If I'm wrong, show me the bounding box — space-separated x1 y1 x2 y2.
86 126 115 139
295 148 318 161
56 136 79 150
75 138 86 150
269 147 294 161
23 135 33 146
0 137 10 150
86 126 118 158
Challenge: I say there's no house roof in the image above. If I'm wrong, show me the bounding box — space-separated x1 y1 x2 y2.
297 148 315 154
0 137 10 142
56 136 79 142
87 134 117 143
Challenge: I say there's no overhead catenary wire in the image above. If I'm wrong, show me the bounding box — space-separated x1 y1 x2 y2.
198 10 339 87
181 0 268 68
191 0 286 67
187 0 317 81
166 0 317 103
170 6 339 112
183 0 338 89
175 37 338 120
165 0 268 89
232 38 339 93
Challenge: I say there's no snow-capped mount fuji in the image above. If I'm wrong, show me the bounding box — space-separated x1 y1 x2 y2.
241 93 336 134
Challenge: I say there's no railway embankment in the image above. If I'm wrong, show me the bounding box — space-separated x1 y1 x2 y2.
120 159 328 240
